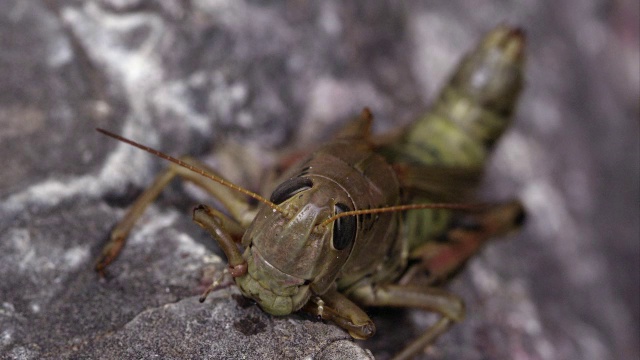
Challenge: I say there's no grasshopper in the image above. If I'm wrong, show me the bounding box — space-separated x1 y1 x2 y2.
95 25 526 360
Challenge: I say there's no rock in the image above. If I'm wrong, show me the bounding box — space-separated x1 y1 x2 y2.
1 1 637 359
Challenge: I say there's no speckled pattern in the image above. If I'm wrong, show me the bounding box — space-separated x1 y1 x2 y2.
0 1 638 359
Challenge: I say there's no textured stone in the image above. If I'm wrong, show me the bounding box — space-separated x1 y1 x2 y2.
1 1 638 360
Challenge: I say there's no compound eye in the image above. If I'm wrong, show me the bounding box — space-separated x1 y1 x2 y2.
269 177 313 205
332 203 356 251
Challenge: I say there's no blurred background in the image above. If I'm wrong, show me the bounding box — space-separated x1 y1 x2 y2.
1 1 638 359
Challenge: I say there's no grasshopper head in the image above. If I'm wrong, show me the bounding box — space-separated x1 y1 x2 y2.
235 175 357 315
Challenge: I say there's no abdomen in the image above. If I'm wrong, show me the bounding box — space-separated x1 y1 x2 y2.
383 26 526 247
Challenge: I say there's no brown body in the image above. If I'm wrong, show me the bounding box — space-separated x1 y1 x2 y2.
95 26 527 360
236 114 406 315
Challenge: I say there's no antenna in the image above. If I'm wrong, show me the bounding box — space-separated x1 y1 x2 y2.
96 128 284 214
319 203 486 227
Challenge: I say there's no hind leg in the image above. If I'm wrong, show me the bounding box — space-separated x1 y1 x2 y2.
404 200 525 284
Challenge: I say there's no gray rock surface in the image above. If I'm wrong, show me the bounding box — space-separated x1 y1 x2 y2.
1 1 638 359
